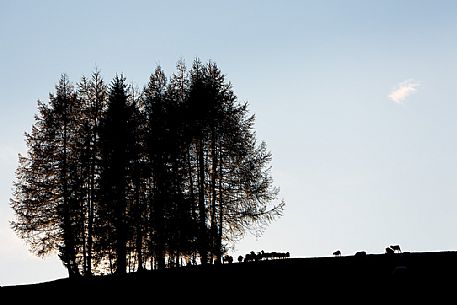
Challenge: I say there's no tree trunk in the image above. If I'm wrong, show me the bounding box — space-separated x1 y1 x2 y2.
217 143 224 264
210 131 219 264
155 159 166 270
87 144 95 276
62 91 79 277
135 183 143 271
115 195 127 274
197 139 208 265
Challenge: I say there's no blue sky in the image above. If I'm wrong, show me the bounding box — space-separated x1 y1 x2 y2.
2 0 457 285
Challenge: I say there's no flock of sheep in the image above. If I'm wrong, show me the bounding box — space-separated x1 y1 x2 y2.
222 245 402 264
223 250 291 264
333 245 402 257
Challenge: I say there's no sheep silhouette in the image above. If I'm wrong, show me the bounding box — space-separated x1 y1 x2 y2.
243 250 290 262
385 247 395 255
244 251 257 262
333 250 341 256
354 251 366 257
390 245 401 253
223 255 233 264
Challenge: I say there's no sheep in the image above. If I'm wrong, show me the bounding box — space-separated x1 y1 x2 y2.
333 250 341 257
385 247 395 255
243 250 290 262
270 251 289 259
276 251 289 259
390 245 401 253
223 255 233 264
244 252 256 262
354 251 366 257
257 250 265 260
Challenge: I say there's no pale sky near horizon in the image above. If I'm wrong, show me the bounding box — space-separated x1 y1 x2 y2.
2 0 457 286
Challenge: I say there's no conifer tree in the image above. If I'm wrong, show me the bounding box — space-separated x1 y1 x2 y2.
77 70 107 275
143 67 168 269
11 75 82 277
98 75 136 274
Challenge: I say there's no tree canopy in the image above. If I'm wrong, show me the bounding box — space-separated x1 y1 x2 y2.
10 59 284 276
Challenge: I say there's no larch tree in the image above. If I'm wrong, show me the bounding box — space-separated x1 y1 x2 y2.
98 75 137 274
185 60 285 264
163 60 195 267
126 83 147 272
77 70 107 275
11 75 82 277
143 66 168 269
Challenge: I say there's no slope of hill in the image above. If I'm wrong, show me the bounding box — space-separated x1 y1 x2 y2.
2 251 456 300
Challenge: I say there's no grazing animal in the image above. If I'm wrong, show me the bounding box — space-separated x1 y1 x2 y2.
333 250 341 256
244 251 256 262
223 255 233 264
385 247 395 255
355 251 366 257
390 245 401 253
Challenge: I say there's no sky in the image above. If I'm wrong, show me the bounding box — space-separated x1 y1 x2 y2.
2 0 457 286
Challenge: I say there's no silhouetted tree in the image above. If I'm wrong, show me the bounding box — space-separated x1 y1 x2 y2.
206 95 282 260
164 60 196 267
184 59 284 264
143 67 168 269
98 75 137 274
187 59 211 264
77 70 107 275
127 84 147 272
11 75 82 277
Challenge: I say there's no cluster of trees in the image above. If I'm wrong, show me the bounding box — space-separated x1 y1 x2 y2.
10 59 284 277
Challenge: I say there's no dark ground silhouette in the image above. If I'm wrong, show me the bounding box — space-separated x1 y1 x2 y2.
2 251 457 301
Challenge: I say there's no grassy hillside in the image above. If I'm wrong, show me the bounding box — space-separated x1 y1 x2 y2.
2 251 456 300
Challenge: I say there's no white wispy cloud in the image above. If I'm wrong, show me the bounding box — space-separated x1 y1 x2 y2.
388 79 421 104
